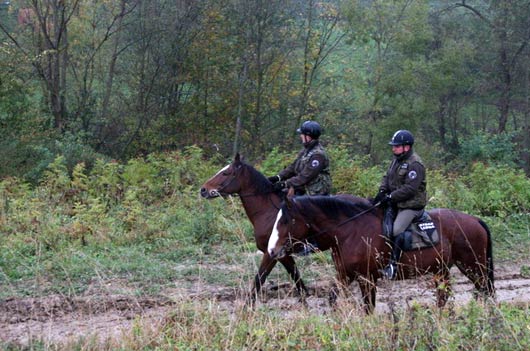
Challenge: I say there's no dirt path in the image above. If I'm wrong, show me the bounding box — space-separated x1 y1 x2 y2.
1 261 529 347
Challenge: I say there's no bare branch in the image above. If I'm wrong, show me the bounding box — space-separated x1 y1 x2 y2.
454 1 492 27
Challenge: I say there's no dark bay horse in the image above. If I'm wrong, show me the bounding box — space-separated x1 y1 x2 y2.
200 153 309 303
267 195 495 313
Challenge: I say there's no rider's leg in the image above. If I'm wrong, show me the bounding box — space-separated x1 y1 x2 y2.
380 209 421 280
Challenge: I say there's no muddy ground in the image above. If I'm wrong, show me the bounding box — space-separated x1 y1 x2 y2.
1 261 529 347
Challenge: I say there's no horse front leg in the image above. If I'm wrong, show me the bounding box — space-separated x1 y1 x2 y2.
434 270 452 308
328 248 350 308
279 255 309 305
358 275 377 314
247 254 277 307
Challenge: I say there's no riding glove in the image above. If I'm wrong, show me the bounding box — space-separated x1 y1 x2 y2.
372 191 392 206
372 191 387 205
268 175 281 184
380 194 392 205
272 181 286 191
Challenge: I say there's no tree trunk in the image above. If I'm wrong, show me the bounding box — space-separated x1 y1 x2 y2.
101 0 127 123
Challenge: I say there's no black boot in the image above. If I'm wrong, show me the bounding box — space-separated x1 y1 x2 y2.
380 236 403 280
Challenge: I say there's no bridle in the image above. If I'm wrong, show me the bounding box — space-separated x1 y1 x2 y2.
214 164 241 196
214 163 280 205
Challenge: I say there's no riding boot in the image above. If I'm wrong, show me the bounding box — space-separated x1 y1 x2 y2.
380 235 403 280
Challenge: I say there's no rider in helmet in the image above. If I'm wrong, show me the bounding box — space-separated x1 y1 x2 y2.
268 120 332 255
372 130 427 280
268 120 332 196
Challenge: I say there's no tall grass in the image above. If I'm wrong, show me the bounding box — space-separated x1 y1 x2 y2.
3 299 526 350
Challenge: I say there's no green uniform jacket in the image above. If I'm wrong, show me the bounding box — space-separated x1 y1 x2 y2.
279 140 332 195
379 150 427 210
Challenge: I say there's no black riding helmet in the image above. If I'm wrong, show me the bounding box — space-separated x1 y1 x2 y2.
297 120 321 139
388 130 414 146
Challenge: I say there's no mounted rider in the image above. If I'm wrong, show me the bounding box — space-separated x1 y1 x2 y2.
268 120 332 255
372 130 428 280
268 120 332 196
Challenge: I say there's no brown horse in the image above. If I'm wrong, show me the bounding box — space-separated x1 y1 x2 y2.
200 153 310 303
268 195 495 313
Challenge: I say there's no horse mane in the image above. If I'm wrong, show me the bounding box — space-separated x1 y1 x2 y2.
240 161 273 194
285 195 376 222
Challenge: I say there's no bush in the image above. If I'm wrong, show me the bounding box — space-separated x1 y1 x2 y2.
328 146 383 197
459 132 518 168
463 162 530 217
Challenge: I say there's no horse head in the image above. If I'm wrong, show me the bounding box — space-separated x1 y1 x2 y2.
200 153 276 199
268 195 310 259
200 153 245 198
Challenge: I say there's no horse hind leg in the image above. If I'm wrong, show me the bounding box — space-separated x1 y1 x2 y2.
456 261 495 302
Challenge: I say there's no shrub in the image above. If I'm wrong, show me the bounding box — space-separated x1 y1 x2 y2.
462 162 530 217
328 146 383 197
459 132 518 168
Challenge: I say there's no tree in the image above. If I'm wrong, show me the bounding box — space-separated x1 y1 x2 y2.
343 0 432 161
447 0 530 134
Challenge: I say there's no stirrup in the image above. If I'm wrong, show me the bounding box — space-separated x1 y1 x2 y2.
379 264 397 280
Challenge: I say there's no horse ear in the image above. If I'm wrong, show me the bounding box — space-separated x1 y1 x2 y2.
234 153 245 163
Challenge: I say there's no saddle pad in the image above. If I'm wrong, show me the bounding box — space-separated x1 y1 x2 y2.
405 213 440 251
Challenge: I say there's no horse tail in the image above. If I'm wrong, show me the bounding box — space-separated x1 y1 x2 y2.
479 219 495 296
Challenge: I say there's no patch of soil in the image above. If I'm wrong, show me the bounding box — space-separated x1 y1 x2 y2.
1 261 529 347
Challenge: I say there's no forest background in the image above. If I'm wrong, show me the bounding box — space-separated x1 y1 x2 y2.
2 0 530 180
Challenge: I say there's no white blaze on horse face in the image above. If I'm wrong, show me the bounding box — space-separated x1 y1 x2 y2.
215 164 230 177
268 209 284 256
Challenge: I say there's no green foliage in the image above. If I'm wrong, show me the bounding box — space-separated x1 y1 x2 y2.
2 0 530 173
52 133 105 174
463 162 530 217
459 132 518 167
328 146 383 197
258 147 293 176
41 156 71 198
88 158 124 208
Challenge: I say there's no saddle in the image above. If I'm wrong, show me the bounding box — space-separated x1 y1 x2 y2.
383 207 440 251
